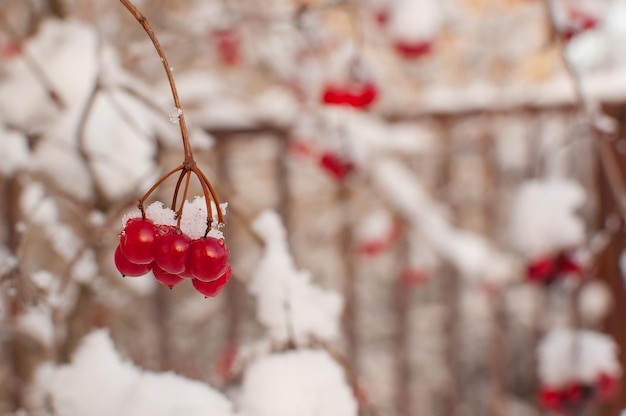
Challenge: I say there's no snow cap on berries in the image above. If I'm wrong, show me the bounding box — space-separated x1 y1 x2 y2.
122 197 227 240
538 328 620 387
510 179 586 259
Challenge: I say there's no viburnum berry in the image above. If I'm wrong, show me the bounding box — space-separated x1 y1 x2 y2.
120 218 156 264
213 29 240 66
539 386 563 411
187 237 230 282
394 40 433 59
153 265 186 289
192 266 232 297
527 252 583 284
319 152 354 182
114 245 152 277
322 82 378 109
154 229 191 274
596 372 620 401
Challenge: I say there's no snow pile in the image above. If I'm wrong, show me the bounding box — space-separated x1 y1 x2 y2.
509 179 586 259
21 182 82 261
538 328 621 387
387 0 441 42
16 305 55 348
122 197 228 240
249 211 343 345
37 330 234 416
238 349 357 416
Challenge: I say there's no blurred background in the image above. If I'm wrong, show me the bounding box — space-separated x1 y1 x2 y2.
1 0 626 415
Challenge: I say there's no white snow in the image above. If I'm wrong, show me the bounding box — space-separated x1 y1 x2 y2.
0 125 31 175
238 349 358 416
387 0 441 42
16 305 55 348
21 182 83 261
249 211 344 345
538 328 621 387
37 330 235 416
122 197 227 240
509 179 586 259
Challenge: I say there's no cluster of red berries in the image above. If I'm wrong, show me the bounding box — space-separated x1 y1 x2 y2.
322 82 379 109
527 251 583 285
540 373 619 413
114 217 231 297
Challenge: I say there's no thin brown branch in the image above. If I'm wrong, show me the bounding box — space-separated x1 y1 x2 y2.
543 0 626 216
118 0 194 163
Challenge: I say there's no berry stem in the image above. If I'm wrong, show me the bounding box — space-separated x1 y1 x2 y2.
118 0 194 164
171 169 187 212
138 164 184 216
193 166 224 224
175 170 193 227
197 173 215 236
119 0 225 229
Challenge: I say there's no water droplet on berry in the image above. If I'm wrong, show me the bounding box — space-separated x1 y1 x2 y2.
218 239 225 247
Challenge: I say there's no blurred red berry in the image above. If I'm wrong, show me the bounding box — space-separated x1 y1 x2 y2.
539 386 563 411
527 256 555 283
394 40 433 59
319 152 354 181
213 29 240 66
596 373 620 401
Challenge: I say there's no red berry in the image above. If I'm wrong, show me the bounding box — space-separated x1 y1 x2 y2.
153 265 185 289
187 237 230 282
114 245 152 277
154 230 191 274
597 373 619 401
527 256 555 283
120 218 156 264
394 40 433 59
347 83 378 108
319 152 354 181
192 266 232 297
213 29 240 66
539 386 563 411
322 86 349 106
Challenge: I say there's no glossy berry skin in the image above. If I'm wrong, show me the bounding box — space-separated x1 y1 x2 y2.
192 267 232 297
154 230 191 274
120 218 156 264
187 237 230 282
114 245 152 277
153 265 185 289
